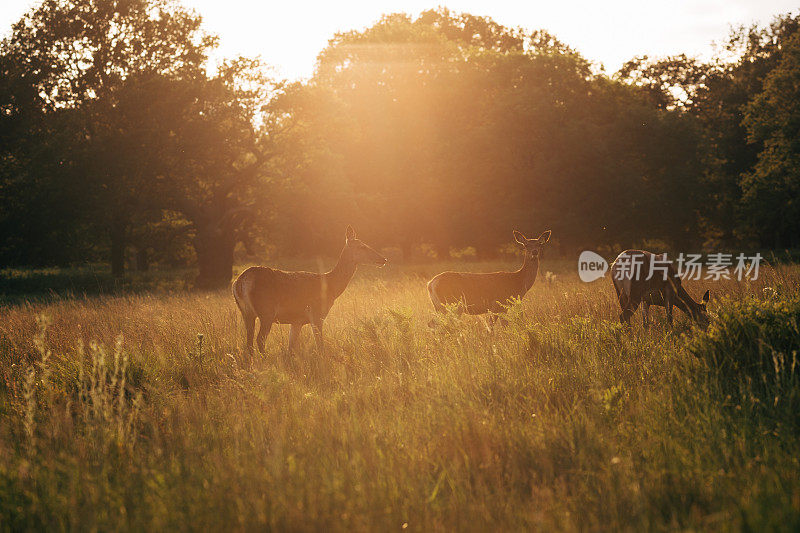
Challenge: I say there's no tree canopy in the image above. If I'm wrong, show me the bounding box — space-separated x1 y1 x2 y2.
2 4 799 286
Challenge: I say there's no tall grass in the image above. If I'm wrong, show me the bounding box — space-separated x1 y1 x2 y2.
1 261 799 530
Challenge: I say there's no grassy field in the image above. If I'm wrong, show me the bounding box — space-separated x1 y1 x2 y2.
1 259 799 530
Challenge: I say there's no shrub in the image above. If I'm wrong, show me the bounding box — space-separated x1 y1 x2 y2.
689 291 800 422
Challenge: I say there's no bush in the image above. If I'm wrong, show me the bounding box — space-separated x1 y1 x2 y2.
689 291 800 423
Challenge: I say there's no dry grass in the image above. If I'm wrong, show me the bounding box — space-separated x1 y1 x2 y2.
1 260 799 530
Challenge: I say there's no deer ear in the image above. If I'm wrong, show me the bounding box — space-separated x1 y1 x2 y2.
538 230 552 244
513 230 526 245
702 289 710 304
345 225 356 241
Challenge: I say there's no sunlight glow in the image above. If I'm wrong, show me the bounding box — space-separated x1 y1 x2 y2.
2 0 798 79
176 0 799 79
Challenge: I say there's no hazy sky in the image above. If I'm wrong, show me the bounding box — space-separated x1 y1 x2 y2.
2 0 797 79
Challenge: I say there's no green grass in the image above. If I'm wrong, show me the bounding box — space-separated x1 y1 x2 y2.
1 260 799 530
0 265 196 305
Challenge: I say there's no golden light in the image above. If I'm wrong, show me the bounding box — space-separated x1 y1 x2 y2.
3 0 797 79
180 0 799 79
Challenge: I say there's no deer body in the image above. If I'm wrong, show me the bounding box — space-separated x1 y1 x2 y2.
427 230 550 318
235 264 353 326
610 249 710 328
232 226 386 359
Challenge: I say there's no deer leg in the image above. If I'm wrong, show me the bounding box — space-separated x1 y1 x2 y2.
619 302 633 326
256 319 273 354
288 324 302 352
244 314 256 355
620 296 639 327
306 307 325 355
310 321 324 355
427 280 446 328
618 292 631 326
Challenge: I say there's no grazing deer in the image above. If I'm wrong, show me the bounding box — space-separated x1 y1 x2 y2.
610 249 710 329
427 230 551 325
232 226 387 359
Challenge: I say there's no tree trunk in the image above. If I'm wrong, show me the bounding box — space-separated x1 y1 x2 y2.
110 221 126 278
136 248 150 272
194 225 235 289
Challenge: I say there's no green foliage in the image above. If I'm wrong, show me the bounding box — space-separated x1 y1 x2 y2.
273 8 702 256
0 265 194 305
742 30 800 246
0 0 215 272
0 0 276 286
3 5 800 276
616 14 800 249
695 14 800 247
690 291 800 423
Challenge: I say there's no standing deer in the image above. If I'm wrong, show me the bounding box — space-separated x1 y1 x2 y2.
232 226 387 359
610 249 710 329
427 230 551 324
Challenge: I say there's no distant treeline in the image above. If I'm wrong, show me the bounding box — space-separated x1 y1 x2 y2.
1 1 799 287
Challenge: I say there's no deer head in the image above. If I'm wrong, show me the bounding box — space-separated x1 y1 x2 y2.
513 230 551 260
344 225 388 267
691 289 711 329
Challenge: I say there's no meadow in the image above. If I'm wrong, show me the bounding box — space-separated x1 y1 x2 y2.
1 259 799 531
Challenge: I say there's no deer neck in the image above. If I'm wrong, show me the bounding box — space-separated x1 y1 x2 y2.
674 283 701 318
515 252 540 294
666 277 703 320
672 294 692 316
324 247 357 301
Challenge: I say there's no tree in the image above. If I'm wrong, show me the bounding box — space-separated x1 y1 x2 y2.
157 60 277 288
306 10 595 256
742 29 800 247
0 43 98 266
616 54 709 110
277 8 702 257
691 14 800 247
1 0 215 275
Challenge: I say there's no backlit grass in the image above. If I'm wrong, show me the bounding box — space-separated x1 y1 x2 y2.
1 261 799 530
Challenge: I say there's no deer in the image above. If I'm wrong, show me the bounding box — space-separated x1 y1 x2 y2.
610 249 710 329
427 230 551 326
232 226 387 360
